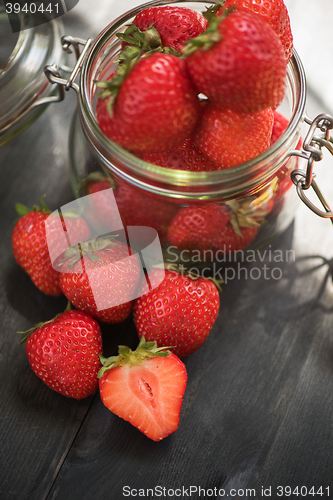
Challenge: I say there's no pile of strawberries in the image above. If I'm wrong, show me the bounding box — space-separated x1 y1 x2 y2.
96 0 293 169
93 0 298 257
12 0 297 442
12 199 220 442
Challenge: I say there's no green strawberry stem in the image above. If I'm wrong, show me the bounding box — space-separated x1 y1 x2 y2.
116 23 181 59
225 186 276 237
98 336 172 378
58 235 120 268
96 24 180 114
183 2 235 57
18 301 72 344
15 195 50 219
116 23 163 52
14 195 84 223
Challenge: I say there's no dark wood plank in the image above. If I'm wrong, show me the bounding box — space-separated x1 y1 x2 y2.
0 94 97 500
45 223 333 499
2 3 333 500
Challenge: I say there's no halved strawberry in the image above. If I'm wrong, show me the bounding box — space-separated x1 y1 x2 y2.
98 337 188 441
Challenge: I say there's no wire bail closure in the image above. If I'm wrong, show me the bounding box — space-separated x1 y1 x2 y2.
290 113 333 223
44 36 93 95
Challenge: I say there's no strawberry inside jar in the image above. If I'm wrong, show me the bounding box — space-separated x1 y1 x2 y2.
52 0 306 268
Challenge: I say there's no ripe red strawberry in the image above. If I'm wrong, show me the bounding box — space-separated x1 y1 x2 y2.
96 53 200 153
193 104 274 169
220 0 293 62
12 199 90 296
84 176 123 234
22 307 103 399
85 175 178 244
115 184 178 244
86 177 115 228
45 209 91 263
184 10 287 113
133 268 220 358
130 6 208 52
167 204 230 252
59 236 141 324
269 111 302 212
84 175 155 231
98 337 188 441
167 196 274 256
270 110 289 145
141 137 220 171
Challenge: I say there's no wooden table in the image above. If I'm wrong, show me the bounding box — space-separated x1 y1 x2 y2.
1 1 333 499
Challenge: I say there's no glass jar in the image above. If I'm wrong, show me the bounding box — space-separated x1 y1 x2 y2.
47 0 316 268
0 6 65 146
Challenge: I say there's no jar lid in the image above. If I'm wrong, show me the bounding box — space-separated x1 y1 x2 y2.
0 7 65 146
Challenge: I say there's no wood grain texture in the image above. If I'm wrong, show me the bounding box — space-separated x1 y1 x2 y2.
1 1 333 499
46 227 333 499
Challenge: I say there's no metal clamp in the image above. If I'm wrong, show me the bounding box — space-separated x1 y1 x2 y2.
44 36 93 95
289 113 333 223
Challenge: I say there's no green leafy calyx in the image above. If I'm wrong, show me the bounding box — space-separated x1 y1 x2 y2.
18 301 71 344
226 187 275 237
97 336 172 378
58 235 120 268
15 195 50 219
183 2 235 57
96 24 180 114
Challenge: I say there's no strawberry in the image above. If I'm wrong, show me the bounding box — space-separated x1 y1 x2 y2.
270 110 290 146
167 204 230 254
115 184 178 244
98 337 188 442
184 9 287 114
193 104 274 169
220 0 293 62
141 137 220 171
269 111 302 212
45 208 91 263
129 6 208 53
22 305 103 399
12 199 90 296
59 236 141 324
85 174 178 244
96 52 200 154
84 175 123 234
133 268 220 358
167 194 274 257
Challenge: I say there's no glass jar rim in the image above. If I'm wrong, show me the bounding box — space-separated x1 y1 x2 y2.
78 0 307 200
